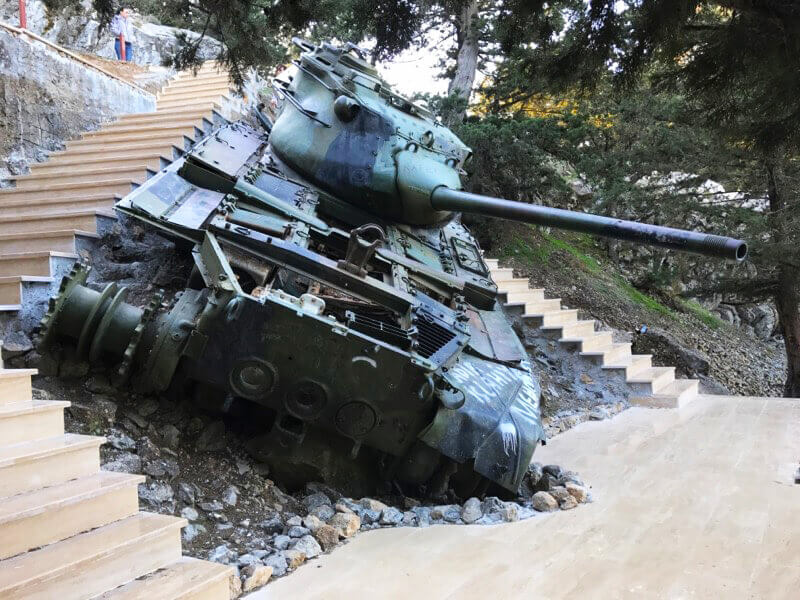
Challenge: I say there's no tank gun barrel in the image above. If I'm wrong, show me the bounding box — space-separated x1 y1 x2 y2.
430 187 747 261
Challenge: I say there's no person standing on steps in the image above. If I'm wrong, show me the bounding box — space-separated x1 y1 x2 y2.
110 7 135 62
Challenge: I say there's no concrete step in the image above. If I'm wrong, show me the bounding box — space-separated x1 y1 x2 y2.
558 328 614 353
158 87 233 102
0 210 111 235
0 512 184 600
98 557 235 600
489 267 514 281
0 251 78 277
505 289 546 304
521 298 562 315
627 366 676 395
31 154 169 175
496 278 532 293
11 166 150 190
156 98 227 111
120 105 223 122
601 353 653 378
47 141 186 162
485 258 500 269
88 118 211 136
0 400 69 445
0 230 97 254
168 73 232 87
0 179 134 202
0 471 143 560
549 319 596 339
532 308 579 327
161 83 233 99
79 125 204 144
631 378 700 408
67 131 199 148
580 340 629 362
0 276 54 312
0 369 37 405
0 433 103 498
0 191 115 215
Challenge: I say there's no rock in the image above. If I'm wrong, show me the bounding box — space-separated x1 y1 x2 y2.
182 523 206 543
264 553 288 577
402 511 417 526
260 514 284 534
196 421 226 452
85 375 114 394
543 465 563 479
208 544 235 564
549 487 570 504
528 462 544 486
107 430 136 451
0 331 32 359
287 526 310 538
380 507 404 525
461 497 482 524
360 509 380 525
59 355 89 378
481 496 504 516
329 512 361 538
334 502 354 514
177 482 199 504
569 178 593 199
312 524 339 552
303 492 331 511
136 437 161 462
137 397 159 417
283 549 306 569
560 495 578 510
199 500 224 512
103 451 142 473
403 497 421 509
286 516 302 527
181 506 199 521
158 424 180 450
242 564 273 592
565 482 589 503
138 482 173 506
359 498 388 512
273 535 291 550
222 485 239 506
292 535 322 559
589 407 609 420
302 515 323 532
236 458 252 475
237 553 260 567
500 503 519 522
532 491 559 512
579 373 593 384
310 504 336 521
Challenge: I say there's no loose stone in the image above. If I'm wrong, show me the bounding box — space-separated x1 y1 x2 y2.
241 564 273 592
532 491 559 512
329 512 361 538
461 497 482 524
565 482 589 503
292 535 322 559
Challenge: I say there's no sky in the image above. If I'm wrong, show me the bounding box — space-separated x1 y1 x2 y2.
378 43 449 97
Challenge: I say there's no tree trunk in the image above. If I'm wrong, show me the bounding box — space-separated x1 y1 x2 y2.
447 0 480 118
766 161 800 397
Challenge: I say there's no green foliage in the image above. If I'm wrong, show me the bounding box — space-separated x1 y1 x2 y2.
676 299 725 330
613 278 674 317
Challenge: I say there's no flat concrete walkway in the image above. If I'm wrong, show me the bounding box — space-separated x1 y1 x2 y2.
251 396 800 599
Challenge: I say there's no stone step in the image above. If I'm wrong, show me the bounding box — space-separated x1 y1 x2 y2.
67 131 198 148
0 195 114 218
627 366 676 395
0 471 143 560
31 154 168 175
562 331 614 354
489 267 515 281
98 557 235 600
157 87 233 102
631 378 700 408
601 353 653 378
11 166 151 190
166 75 232 89
0 230 97 254
0 179 134 202
536 308 579 327
156 98 227 111
0 209 111 236
89 118 211 137
485 258 500 269
496 278 532 293
52 136 193 157
521 298 563 315
0 369 37 405
0 512 184 600
505 288 546 304
79 124 204 142
0 400 69 445
0 251 78 278
118 108 215 124
0 433 104 498
550 319 596 339
580 340 630 362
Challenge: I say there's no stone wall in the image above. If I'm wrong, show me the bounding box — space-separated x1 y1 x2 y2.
0 25 156 183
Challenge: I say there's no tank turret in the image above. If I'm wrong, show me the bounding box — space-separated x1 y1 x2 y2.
270 38 746 261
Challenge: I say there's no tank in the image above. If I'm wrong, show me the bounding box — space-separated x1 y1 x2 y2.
37 39 747 496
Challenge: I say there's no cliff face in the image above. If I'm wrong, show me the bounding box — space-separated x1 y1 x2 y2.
0 25 156 184
0 1 222 65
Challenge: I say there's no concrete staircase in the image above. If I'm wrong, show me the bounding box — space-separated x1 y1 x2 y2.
0 363 236 598
0 63 236 312
486 259 699 408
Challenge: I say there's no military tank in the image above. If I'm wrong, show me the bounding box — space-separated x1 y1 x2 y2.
38 39 747 496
